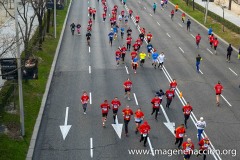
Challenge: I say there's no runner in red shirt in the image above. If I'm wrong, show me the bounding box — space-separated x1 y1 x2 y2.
111 97 121 124
115 48 122 66
197 136 210 159
122 106 133 136
170 79 177 91
131 50 137 60
80 91 89 114
136 38 142 51
88 7 92 17
121 44 127 63
121 10 125 18
171 10 174 20
134 108 144 134
100 100 111 127
209 34 214 48
214 81 223 106
123 78 132 100
103 5 107 13
135 15 140 26
146 32 153 43
132 42 139 51
102 12 106 22
195 33 201 48
151 95 161 120
175 124 186 149
88 18 93 27
182 138 194 160
114 5 118 12
139 121 151 147
165 88 175 108
140 27 146 35
182 102 193 128
126 35 132 51
92 8 96 20
129 9 133 17
213 37 219 54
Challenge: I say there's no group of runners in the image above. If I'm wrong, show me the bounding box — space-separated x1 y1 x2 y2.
77 0 228 160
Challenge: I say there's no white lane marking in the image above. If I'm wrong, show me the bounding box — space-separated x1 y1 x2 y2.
89 66 91 74
221 95 232 107
125 66 129 74
89 47 91 53
133 93 139 105
178 23 183 27
90 138 93 158
150 14 153 16
199 69 203 74
138 1 141 3
179 47 184 53
147 137 155 156
144 7 146 10
157 22 160 26
191 34 195 38
90 92 92 104
109 14 111 17
207 48 213 54
168 15 171 17
229 68 238 76
166 33 171 38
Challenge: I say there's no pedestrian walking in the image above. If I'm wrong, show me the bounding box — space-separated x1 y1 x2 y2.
122 105 133 136
174 124 186 149
182 102 193 128
196 117 206 141
226 44 233 62
80 91 89 114
139 121 151 147
196 54 202 73
182 138 194 160
153 3 157 14
187 19 191 31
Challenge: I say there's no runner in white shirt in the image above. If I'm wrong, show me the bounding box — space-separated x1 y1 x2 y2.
157 52 165 69
196 117 206 141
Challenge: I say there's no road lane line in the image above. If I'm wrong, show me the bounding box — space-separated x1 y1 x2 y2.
179 47 184 53
109 14 111 17
229 68 238 76
199 69 203 74
221 95 232 107
157 22 160 26
207 48 213 54
178 23 183 27
89 66 91 74
144 7 146 10
125 66 129 74
147 137 155 156
90 92 92 104
90 138 93 158
190 34 195 38
166 33 171 38
150 14 153 16
89 47 91 53
133 93 139 105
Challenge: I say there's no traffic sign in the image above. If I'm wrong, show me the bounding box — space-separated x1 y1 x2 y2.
0 58 18 80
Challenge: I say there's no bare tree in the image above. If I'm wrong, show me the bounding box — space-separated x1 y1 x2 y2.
0 0 37 58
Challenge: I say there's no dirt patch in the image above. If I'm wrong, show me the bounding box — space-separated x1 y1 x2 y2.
5 122 22 140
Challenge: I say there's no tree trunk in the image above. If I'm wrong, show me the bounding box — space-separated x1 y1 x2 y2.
228 0 232 10
47 9 51 33
38 17 43 50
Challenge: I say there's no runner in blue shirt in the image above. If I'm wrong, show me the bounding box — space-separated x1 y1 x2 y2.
113 25 118 40
108 29 114 46
132 55 138 74
147 43 153 58
121 27 125 39
152 50 159 69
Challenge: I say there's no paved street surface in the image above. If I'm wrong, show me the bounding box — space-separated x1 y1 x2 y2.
33 0 240 160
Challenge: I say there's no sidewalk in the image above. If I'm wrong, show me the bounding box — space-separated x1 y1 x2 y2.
194 0 240 27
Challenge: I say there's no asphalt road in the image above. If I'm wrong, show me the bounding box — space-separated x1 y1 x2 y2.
33 0 240 160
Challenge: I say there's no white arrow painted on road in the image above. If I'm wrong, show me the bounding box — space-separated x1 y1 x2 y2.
111 115 123 139
60 107 72 140
160 105 175 136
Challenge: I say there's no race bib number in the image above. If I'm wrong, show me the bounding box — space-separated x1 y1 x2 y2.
179 134 184 137
102 108 107 111
125 115 130 118
114 105 118 109
143 133 147 137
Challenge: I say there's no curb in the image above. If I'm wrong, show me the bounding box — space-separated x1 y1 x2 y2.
26 0 73 159
168 0 239 53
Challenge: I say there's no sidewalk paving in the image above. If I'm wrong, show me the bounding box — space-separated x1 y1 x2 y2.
194 0 240 27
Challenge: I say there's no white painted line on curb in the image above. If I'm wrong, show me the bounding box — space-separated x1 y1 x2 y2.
89 66 91 74
229 68 238 76
191 34 195 38
125 66 129 74
144 7 146 9
150 14 153 16
157 22 160 26
90 138 93 158
133 93 139 105
221 95 232 107
166 33 171 38
179 47 184 53
147 137 155 156
207 48 213 54
178 23 183 27
90 92 92 104
89 47 91 53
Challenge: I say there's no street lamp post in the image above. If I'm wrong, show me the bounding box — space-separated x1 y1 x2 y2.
221 6 227 32
204 0 209 24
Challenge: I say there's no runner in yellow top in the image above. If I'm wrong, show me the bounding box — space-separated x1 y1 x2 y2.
139 51 147 67
175 4 179 12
